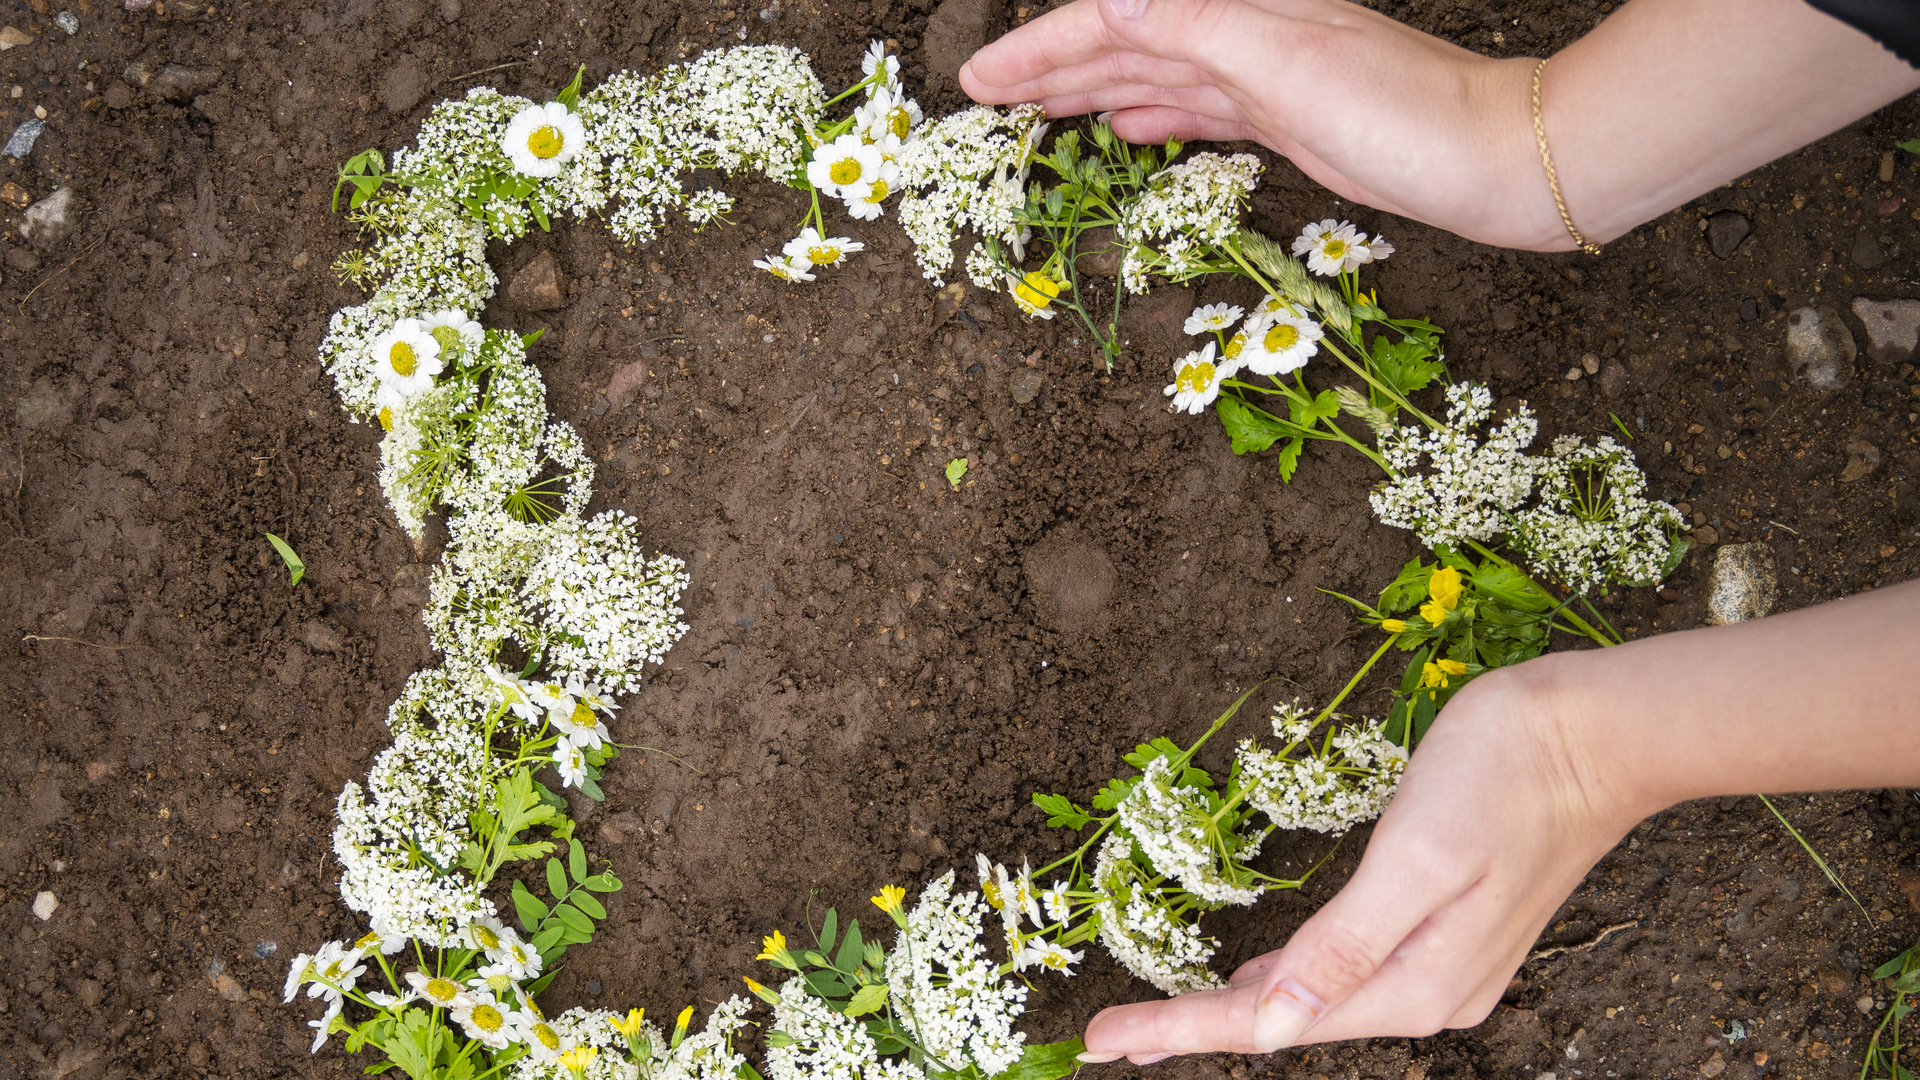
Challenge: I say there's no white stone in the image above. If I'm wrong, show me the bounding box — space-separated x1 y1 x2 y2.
32 890 57 920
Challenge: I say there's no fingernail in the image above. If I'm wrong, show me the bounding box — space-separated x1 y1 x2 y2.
1132 1053 1174 1066
1103 0 1149 19
1076 1052 1127 1064
1095 110 1117 125
1251 978 1325 1052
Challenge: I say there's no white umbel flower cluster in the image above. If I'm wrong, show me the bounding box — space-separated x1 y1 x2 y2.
1370 383 1539 548
1510 435 1683 592
1236 702 1407 835
1117 153 1262 294
894 104 1048 285
885 872 1029 1076
768 978 914 1080
1089 836 1224 996
509 1007 631 1080
1116 758 1265 905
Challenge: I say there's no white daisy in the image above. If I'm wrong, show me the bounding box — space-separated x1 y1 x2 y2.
782 227 864 268
807 134 884 197
1353 232 1394 263
1238 309 1323 377
753 254 816 283
367 318 443 400
502 100 586 180
1042 882 1072 925
857 87 921 147
483 666 545 723
554 744 589 789
564 675 619 716
841 164 899 221
418 308 482 360
403 970 470 1009
516 1012 572 1065
1293 218 1363 276
550 700 609 751
478 931 543 983
861 39 900 90
1183 303 1244 336
450 992 517 1049
1017 941 1084 975
1165 341 1227 415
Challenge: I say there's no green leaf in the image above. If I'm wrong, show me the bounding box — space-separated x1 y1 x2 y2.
1411 689 1439 741
545 858 567 900
531 923 566 951
1898 138 1920 154
524 969 561 998
1378 558 1433 614
578 773 605 801
583 872 622 892
1472 564 1554 613
552 903 596 937
568 838 588 884
835 921 865 972
383 1008 435 1080
1873 947 1916 980
511 879 549 931
1369 334 1444 405
1000 1038 1088 1080
1090 777 1134 811
1291 388 1341 427
555 64 588 110
819 909 839 956
265 533 305 586
945 458 969 488
803 970 850 999
1033 793 1093 830
1215 394 1288 455
569 891 607 920
1275 436 1304 483
843 982 889 1017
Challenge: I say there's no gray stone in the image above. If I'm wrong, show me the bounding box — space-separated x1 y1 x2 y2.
1705 543 1776 625
20 187 76 251
1705 211 1750 259
439 0 462 17
123 58 157 87
1008 369 1044 405
604 359 648 410
54 11 78 35
3 117 44 159
150 64 221 104
1784 305 1855 390
1599 359 1629 400
1074 225 1121 278
1851 296 1920 363
1850 228 1887 269
507 250 568 310
123 0 155 9
253 941 277 959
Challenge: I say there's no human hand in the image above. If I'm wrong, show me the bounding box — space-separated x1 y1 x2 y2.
959 0 1569 250
1077 656 1648 1059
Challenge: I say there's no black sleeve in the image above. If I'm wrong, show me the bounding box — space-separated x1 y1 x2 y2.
1805 0 1920 67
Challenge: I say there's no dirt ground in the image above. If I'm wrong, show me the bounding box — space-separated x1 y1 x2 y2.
2 1 1918 1079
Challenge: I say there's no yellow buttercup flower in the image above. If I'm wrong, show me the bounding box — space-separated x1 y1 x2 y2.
674 1006 694 1034
1421 658 1470 690
1427 567 1463 609
1011 271 1060 318
558 1046 598 1079
1380 619 1408 633
871 886 906 913
1437 658 1468 676
757 930 787 962
611 1008 645 1037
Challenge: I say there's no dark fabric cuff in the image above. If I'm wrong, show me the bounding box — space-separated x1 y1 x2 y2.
1805 0 1920 68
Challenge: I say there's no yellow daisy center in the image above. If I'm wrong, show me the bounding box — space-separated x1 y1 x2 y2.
527 125 565 160
471 1004 505 1032
425 977 460 1002
829 158 863 186
533 1023 562 1050
355 931 381 951
388 340 417 377
1323 239 1348 262
472 924 500 949
1176 360 1217 394
1223 333 1245 360
864 178 889 202
888 107 912 139
570 702 597 728
807 244 841 265
1041 951 1069 969
1263 323 1300 352
378 406 394 432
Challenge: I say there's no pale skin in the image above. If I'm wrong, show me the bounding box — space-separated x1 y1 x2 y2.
958 0 1920 1059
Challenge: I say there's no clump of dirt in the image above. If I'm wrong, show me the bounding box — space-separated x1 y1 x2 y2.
1 2 1916 1080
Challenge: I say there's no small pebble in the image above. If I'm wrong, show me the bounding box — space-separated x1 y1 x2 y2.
1565 366 1582 381
1857 995 1876 1015
1752 1052 1768 1067
1879 197 1905 216
54 10 77 34
3 117 44 159
1581 352 1600 375
1880 151 1896 184
253 941 278 959
1784 305 1856 390
1851 296 1920 363
32 891 57 920
1705 543 1776 625
0 25 32 50
1705 211 1751 259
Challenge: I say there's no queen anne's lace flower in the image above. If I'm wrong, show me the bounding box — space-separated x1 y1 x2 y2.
1117 153 1261 294
895 105 1047 285
1236 703 1406 835
1089 836 1223 995
1370 383 1539 548
1510 435 1682 592
885 872 1029 1075
1116 758 1265 905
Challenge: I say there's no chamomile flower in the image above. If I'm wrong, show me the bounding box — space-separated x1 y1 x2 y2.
857 87 922 147
451 991 518 1049
1237 308 1323 377
565 675 619 716
861 39 901 91
1183 303 1244 336
1009 270 1059 319
1353 232 1394 263
483 665 545 723
1292 218 1363 276
1042 882 1072 926
463 916 512 955
404 970 471 1009
479 930 544 982
418 308 483 360
842 164 899 220
368 318 444 400
1165 342 1227 415
503 101 587 180
807 134 885 198
554 743 589 789
517 1011 573 1065
782 228 863 269
753 254 817 283
1017 941 1084 975
551 699 610 751
351 918 409 957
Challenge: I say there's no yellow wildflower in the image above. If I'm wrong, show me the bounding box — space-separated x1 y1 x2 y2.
1379 619 1407 633
1011 271 1060 318
1427 567 1463 609
611 1008 645 1037
558 1046 598 1079
757 930 787 962
871 886 906 913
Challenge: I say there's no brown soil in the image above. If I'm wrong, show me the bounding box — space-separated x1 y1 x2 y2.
2 2 1917 1080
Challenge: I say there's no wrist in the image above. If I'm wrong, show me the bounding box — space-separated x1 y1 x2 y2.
1460 56 1589 252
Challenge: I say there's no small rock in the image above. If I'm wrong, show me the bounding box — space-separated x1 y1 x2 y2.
124 0 155 9
1880 151 1896 184
1880 196 1905 216
1008 369 1044 405
1581 352 1600 375
1857 994 1877 1015
1705 543 1776 625
604 360 649 410
0 181 28 208
162 0 214 18
1840 439 1881 482
1074 225 1121 278
150 63 221 104
20 187 76 251
0 25 33 50
1752 1051 1768 1067
1851 297 1920 363
3 117 45 159
1705 211 1750 259
253 940 277 959
439 0 461 17
507 250 568 310
1850 228 1887 269
84 761 108 781
122 58 157 87
1740 297 1758 322
1599 359 1629 399
1699 1050 1726 1078
1692 524 1719 545
103 83 130 109
300 619 345 654
54 11 77 34
1785 305 1856 390
32 891 57 920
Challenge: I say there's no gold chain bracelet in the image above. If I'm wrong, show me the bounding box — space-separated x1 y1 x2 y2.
1530 57 1602 256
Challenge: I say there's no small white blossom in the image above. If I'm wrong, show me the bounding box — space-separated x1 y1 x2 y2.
1292 218 1365 276
1183 303 1243 336
783 228 863 268
1236 307 1322 377
755 254 818 282
1370 383 1539 548
1165 342 1229 416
